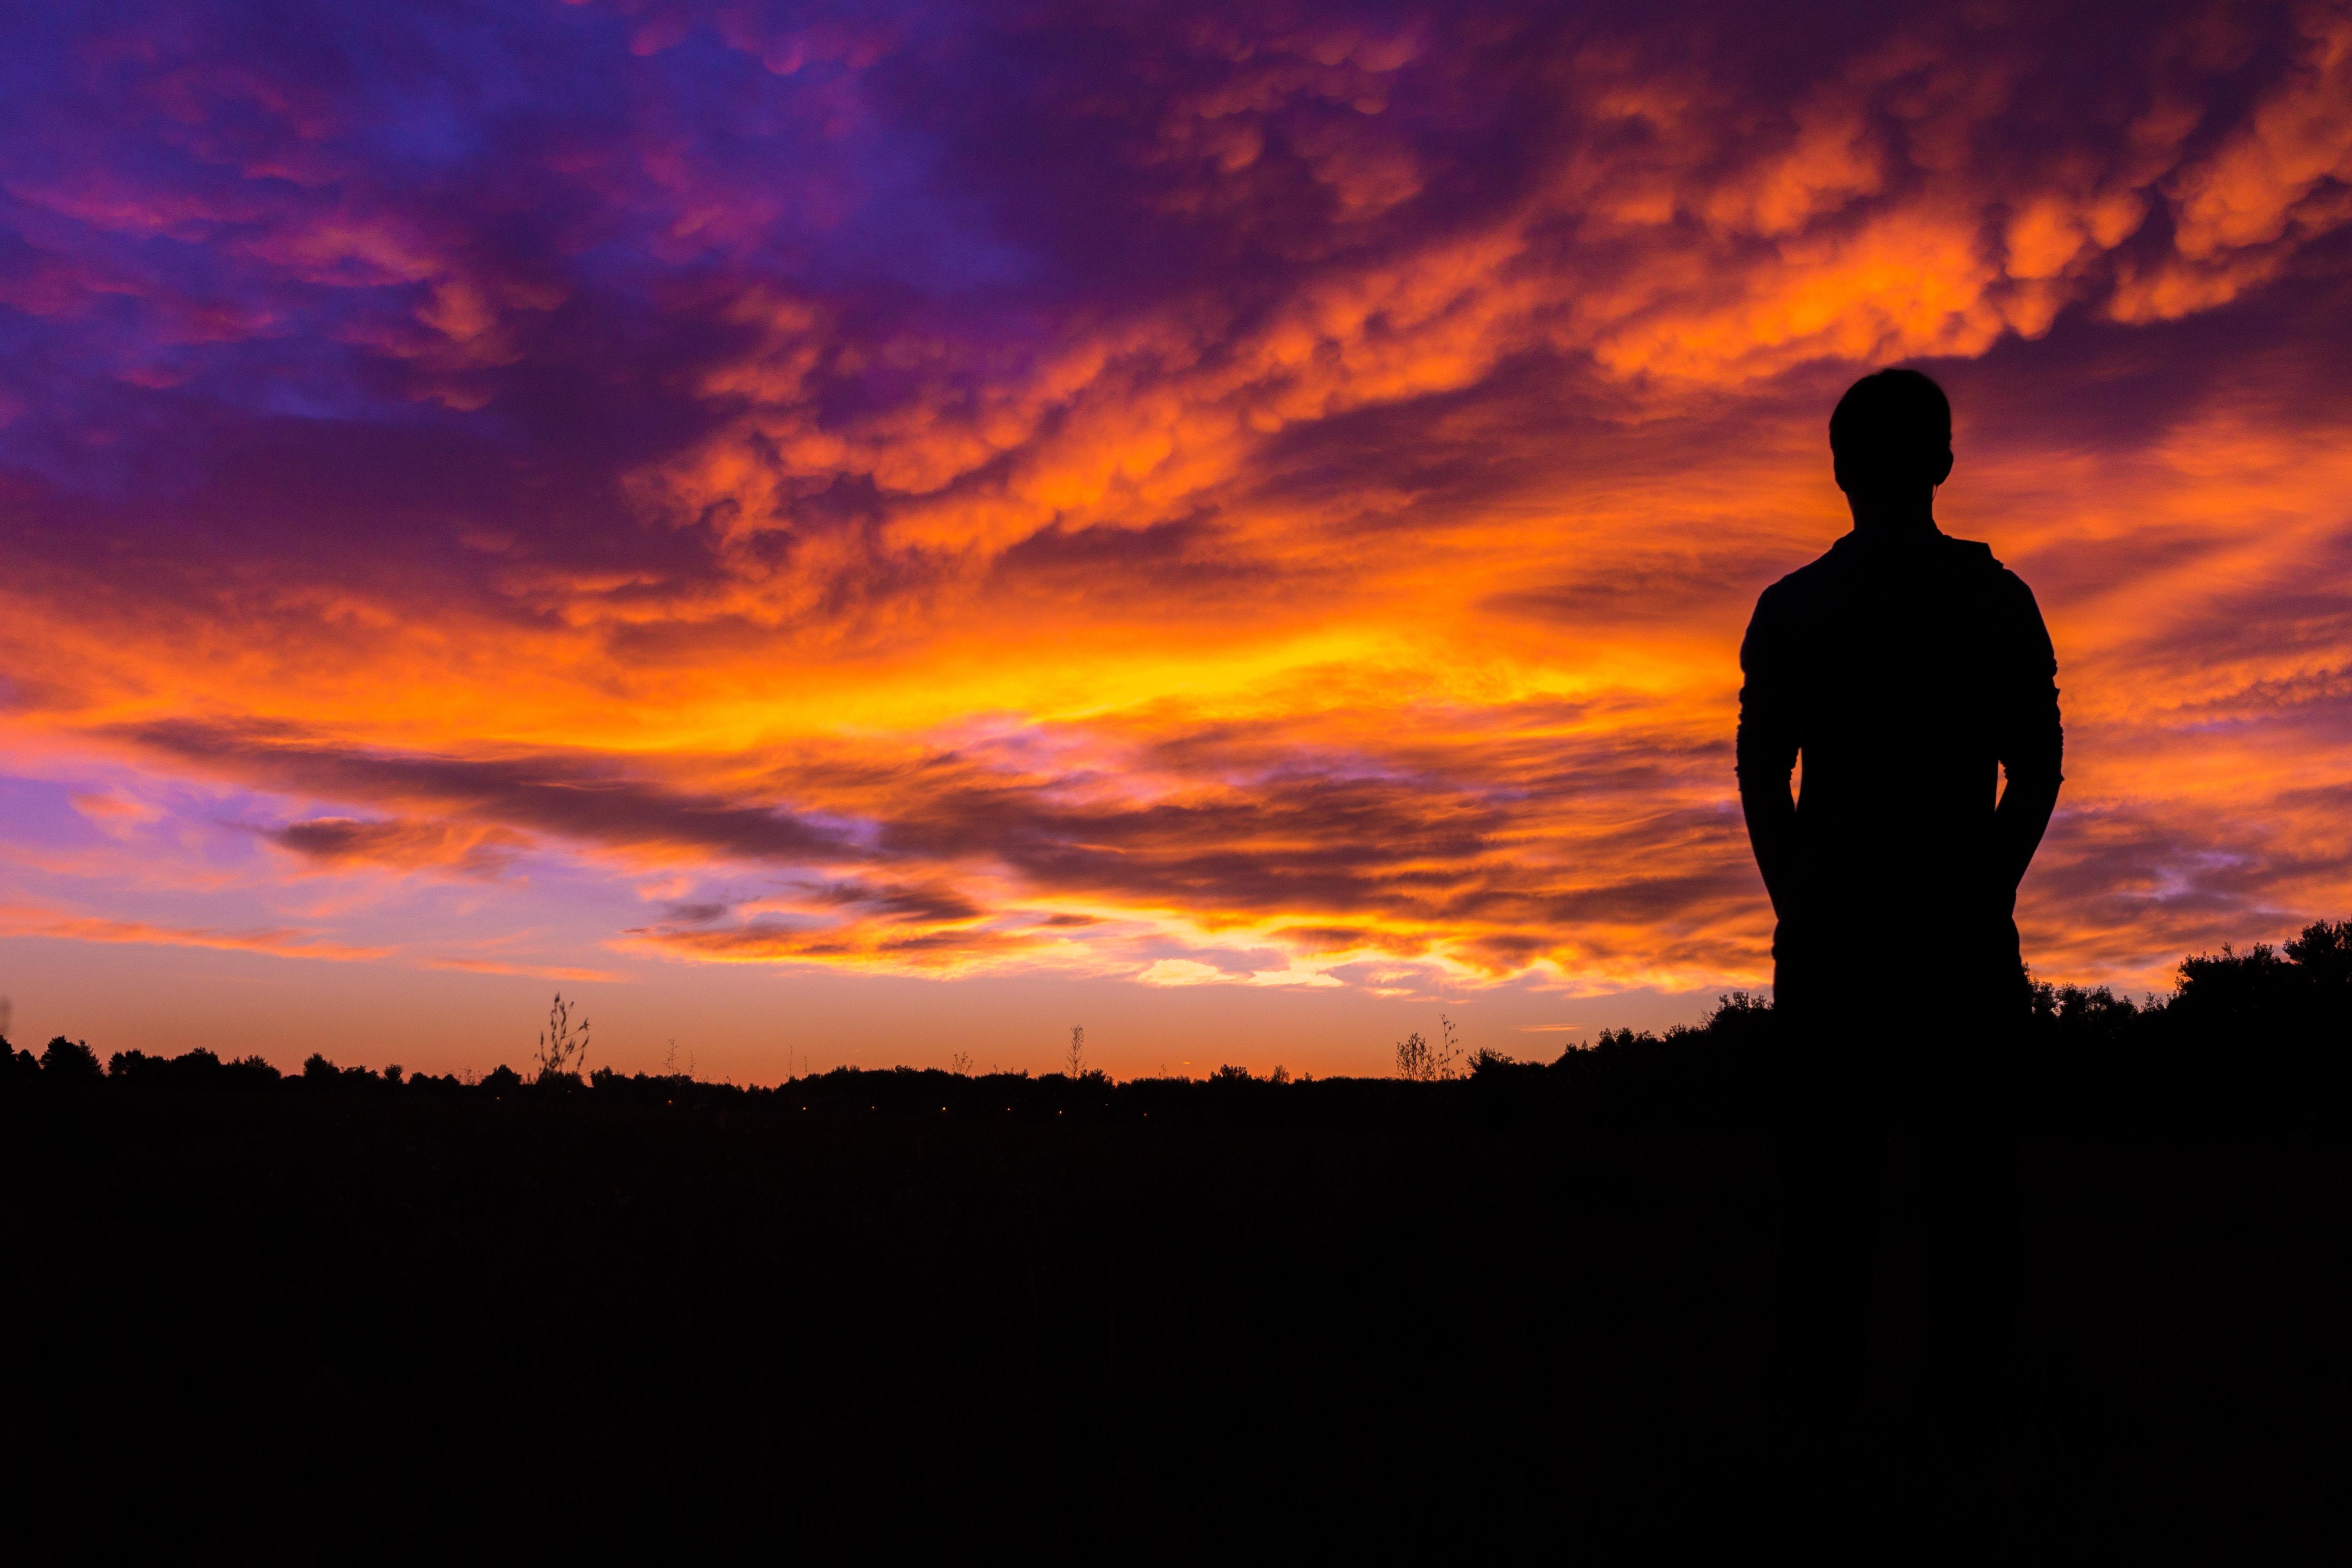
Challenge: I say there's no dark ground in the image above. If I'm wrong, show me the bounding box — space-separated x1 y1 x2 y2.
4 1028 2342 1559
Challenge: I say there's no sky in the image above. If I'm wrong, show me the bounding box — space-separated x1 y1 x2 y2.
2 0 2349 1081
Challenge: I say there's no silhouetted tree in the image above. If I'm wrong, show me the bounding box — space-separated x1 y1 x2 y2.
228 1054 283 1089
2162 920 2352 1101
41 1036 101 1083
101 1047 284 1092
2174 942 2295 1032
2286 918 2352 989
111 1049 176 1085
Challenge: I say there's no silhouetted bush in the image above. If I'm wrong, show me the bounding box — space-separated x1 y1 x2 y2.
297 1052 399 1093
2168 919 2352 1051
1469 1046 1546 1083
106 1048 284 1092
2006 918 2352 1125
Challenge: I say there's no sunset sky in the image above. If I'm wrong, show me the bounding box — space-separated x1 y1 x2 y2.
3 0 2349 1079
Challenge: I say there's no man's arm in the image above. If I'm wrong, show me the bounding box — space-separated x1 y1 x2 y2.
1740 759 1802 921
1993 574 2064 897
1993 771 2060 897
1736 587 1802 921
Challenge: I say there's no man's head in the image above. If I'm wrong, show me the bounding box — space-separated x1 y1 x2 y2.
1829 368 1953 497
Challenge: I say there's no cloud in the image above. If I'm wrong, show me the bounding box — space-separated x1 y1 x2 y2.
1136 958 1233 986
2114 1 2352 320
1135 957 1343 988
0 902 393 962
264 816 530 876
122 721 844 864
619 912 1052 975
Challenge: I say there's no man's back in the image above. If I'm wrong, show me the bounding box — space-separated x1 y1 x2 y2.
1739 527 2060 956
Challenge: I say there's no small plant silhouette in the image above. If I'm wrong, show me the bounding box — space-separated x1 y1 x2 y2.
534 992 591 1082
1394 1013 1464 1082
1066 1025 1085 1078
950 1050 973 1076
1395 1032 1431 1080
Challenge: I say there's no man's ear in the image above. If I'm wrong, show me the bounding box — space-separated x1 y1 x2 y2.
1930 446 1955 488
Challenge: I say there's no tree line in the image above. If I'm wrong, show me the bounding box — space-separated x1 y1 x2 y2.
5 921 2344 1125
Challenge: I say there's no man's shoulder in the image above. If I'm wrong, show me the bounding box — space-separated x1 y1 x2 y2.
1743 552 1839 668
1749 530 2034 617
1938 533 2000 568
1752 544 1845 615
1938 533 2042 606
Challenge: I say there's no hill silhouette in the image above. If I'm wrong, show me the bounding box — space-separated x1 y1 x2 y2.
3 924 2343 1555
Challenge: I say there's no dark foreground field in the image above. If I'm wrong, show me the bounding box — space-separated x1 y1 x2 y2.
5 942 2345 1557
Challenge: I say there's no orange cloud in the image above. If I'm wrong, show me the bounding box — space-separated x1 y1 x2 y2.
0 904 395 963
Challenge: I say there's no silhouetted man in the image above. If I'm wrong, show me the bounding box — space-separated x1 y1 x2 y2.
1737 369 2062 1460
